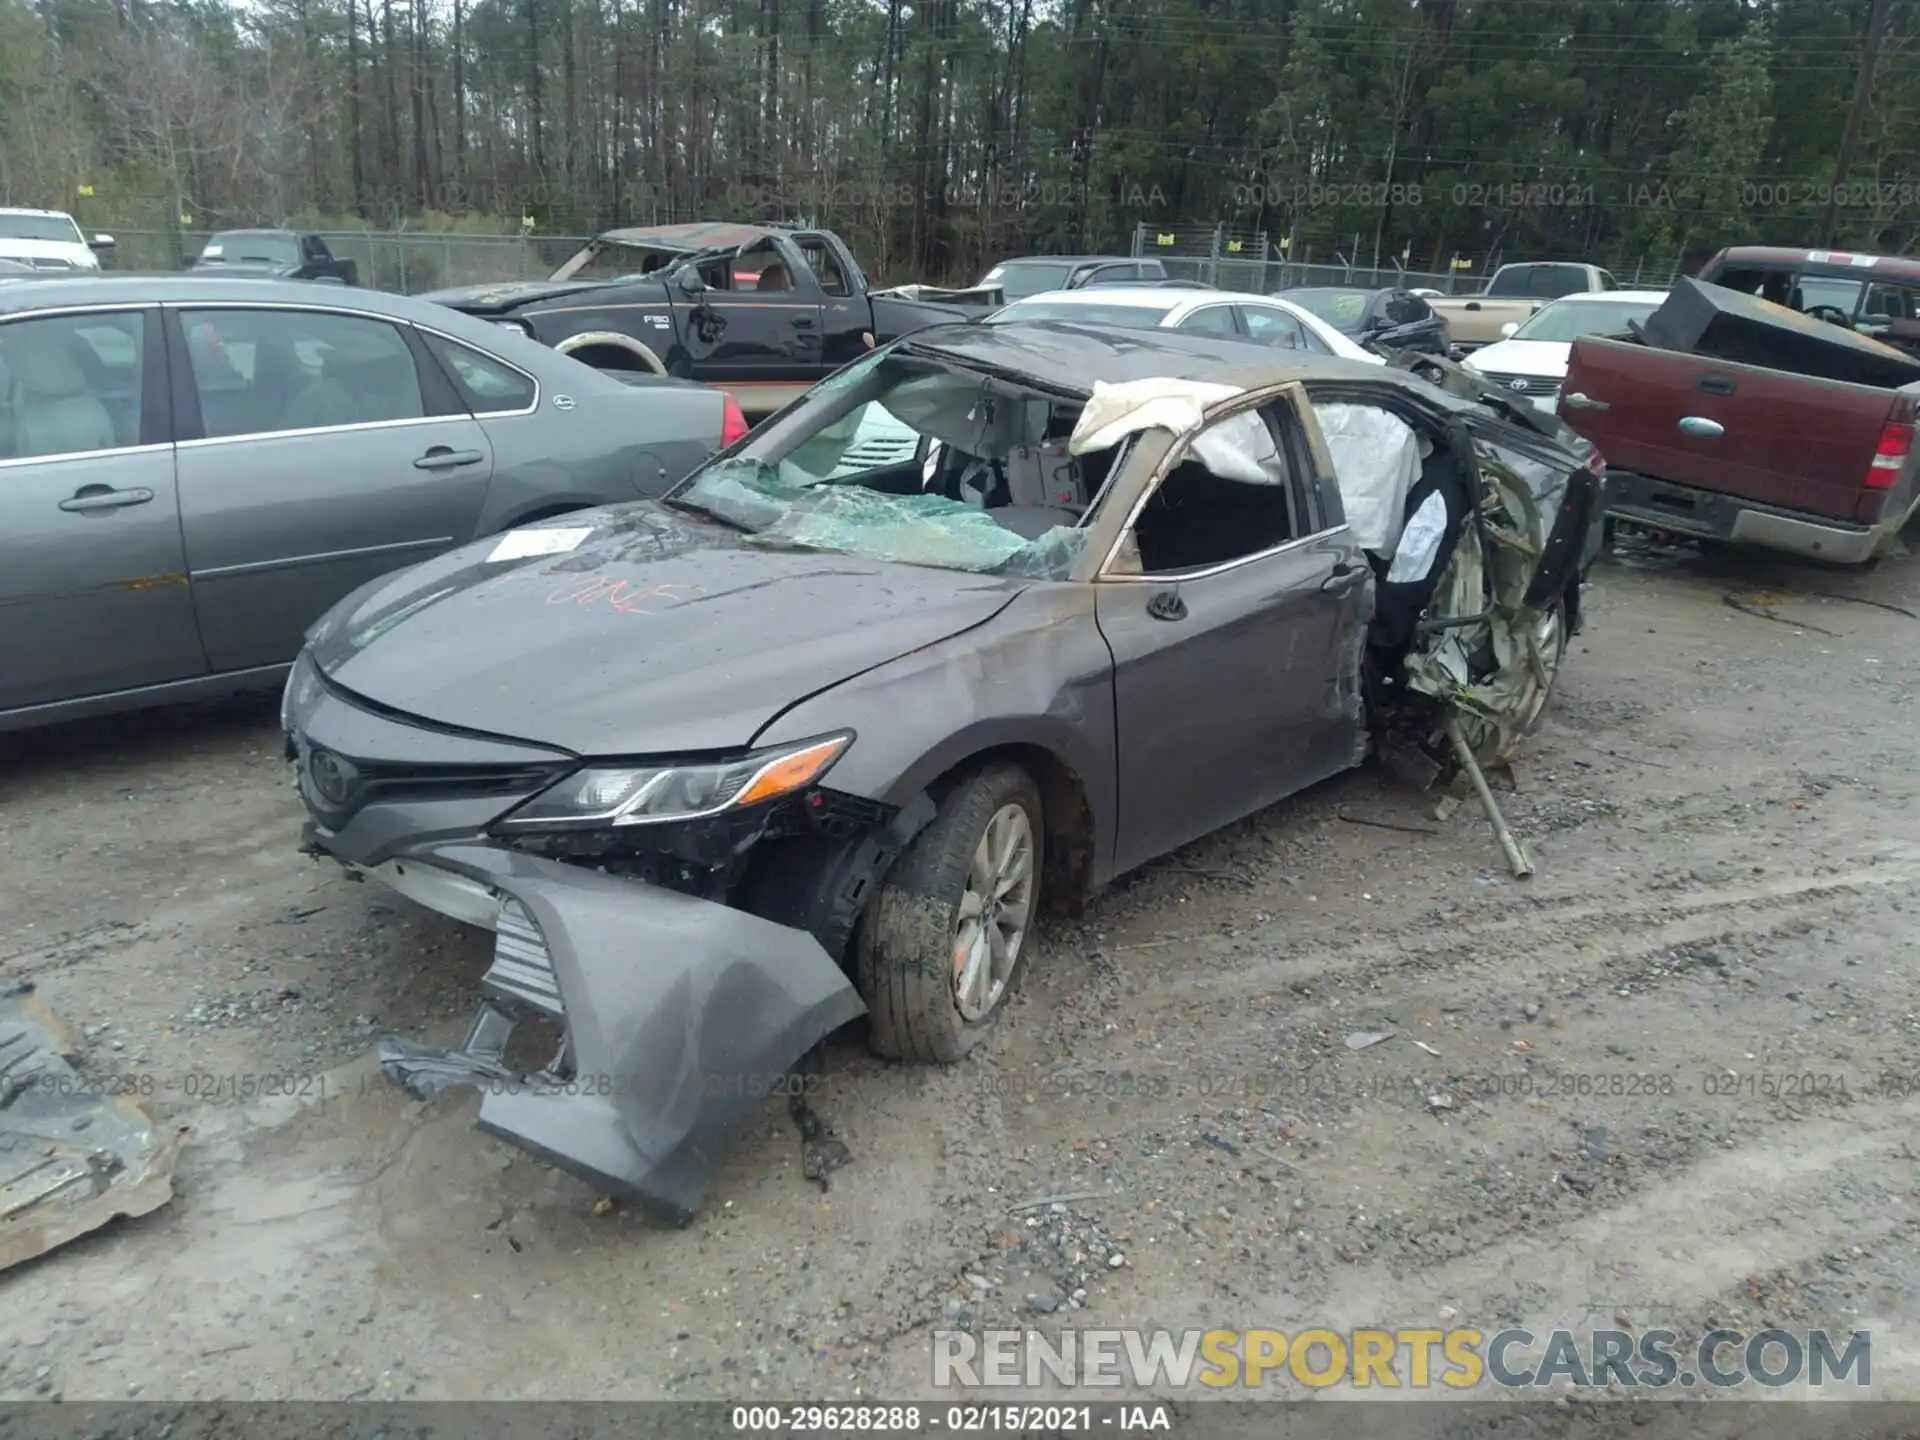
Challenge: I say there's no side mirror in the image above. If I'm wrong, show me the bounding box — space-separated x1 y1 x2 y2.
1499 321 1520 338
90 233 116 250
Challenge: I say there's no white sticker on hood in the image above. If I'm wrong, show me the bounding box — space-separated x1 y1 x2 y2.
201 245 223 257
487 526 594 562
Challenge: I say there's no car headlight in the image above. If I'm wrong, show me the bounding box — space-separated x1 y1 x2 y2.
281 652 320 734
495 732 852 831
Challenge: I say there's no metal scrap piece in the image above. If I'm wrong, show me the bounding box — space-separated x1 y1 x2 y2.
0 986 184 1273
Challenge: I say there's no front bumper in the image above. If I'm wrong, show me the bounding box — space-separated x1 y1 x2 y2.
317 831 865 1220
286 666 867 1220
1604 469 1884 565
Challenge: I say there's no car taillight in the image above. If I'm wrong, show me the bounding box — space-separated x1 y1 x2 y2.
720 394 749 448
1865 421 1912 489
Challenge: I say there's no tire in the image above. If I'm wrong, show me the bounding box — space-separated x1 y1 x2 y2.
858 762 1044 1064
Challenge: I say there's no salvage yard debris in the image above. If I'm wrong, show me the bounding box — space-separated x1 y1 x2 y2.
0 985 184 1274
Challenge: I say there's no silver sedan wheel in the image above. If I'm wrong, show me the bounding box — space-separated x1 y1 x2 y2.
951 803 1035 1022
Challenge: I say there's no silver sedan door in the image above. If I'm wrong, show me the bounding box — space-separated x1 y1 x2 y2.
170 303 496 672
0 305 205 716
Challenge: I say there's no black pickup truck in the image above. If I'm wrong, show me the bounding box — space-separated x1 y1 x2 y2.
186 230 358 284
421 222 999 417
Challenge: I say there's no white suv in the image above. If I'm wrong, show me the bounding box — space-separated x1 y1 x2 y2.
0 208 114 273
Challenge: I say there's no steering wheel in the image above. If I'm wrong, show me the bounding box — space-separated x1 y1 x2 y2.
1803 304 1853 327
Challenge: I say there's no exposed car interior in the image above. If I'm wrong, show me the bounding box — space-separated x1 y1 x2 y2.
1125 410 1299 572
777 368 1116 541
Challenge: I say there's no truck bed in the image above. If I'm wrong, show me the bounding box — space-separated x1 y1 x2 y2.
1560 322 1920 561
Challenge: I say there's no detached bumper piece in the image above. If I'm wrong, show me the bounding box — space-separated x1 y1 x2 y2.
0 986 184 1273
370 844 866 1223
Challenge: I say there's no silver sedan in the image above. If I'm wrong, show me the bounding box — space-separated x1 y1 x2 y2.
0 274 741 731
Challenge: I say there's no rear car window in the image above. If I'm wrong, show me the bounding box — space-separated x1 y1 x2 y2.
423 332 537 412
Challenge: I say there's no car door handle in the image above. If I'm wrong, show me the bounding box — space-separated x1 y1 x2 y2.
414 447 486 470
1322 560 1363 592
1697 374 1736 395
791 316 817 329
1678 416 1724 438
59 485 154 512
1560 391 1608 411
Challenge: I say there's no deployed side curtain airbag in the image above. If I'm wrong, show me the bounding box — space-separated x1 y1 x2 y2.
1311 401 1425 555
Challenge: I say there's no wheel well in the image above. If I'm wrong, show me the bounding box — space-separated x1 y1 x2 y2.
930 743 1096 911
565 343 653 373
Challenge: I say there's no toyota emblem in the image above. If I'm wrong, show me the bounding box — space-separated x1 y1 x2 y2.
305 747 357 807
1508 377 1528 392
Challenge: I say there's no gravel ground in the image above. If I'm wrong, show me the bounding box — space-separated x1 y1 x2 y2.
4 534 1920 1415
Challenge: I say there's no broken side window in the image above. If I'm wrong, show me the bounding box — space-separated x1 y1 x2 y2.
1122 409 1300 575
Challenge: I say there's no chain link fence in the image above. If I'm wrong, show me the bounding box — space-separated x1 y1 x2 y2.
1129 223 1684 294
96 220 1686 297
104 228 594 292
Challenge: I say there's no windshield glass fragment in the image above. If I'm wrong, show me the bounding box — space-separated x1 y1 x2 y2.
671 353 1109 579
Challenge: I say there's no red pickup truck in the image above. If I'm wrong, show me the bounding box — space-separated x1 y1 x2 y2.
1559 248 1920 564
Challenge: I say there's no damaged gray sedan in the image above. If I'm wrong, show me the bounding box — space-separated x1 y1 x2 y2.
284 322 1603 1220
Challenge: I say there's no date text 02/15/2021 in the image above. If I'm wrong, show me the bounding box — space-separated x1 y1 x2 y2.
730 1406 1174 1432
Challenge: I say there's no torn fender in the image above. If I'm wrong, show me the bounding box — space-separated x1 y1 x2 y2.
377 844 866 1221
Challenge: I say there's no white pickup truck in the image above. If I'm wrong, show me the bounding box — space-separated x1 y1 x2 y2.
1430 262 1620 353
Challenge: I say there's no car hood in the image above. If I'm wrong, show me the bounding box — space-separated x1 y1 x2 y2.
0 238 97 269
307 503 1027 756
421 278 648 314
1463 338 1570 376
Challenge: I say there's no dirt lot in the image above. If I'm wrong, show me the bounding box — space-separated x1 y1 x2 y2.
4 534 1920 1411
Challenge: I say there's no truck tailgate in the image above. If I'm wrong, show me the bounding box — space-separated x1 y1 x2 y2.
1559 336 1912 524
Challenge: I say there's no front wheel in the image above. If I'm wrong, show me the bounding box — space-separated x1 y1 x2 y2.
858 762 1044 1064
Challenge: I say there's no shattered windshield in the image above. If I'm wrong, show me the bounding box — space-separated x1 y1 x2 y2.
667 350 1100 579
